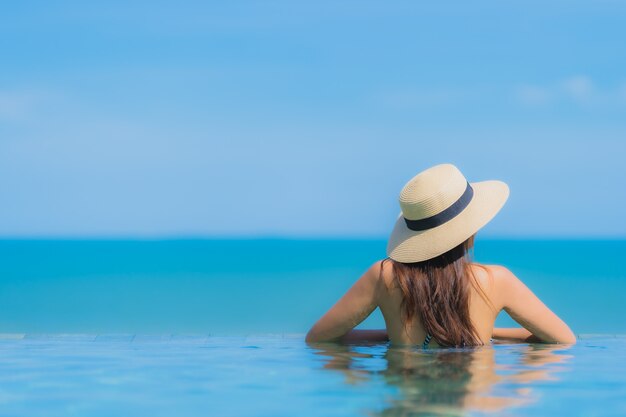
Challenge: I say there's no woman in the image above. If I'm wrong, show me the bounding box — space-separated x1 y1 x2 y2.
306 163 576 347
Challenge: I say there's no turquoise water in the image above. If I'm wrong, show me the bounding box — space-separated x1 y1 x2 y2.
1 239 625 416
0 238 625 333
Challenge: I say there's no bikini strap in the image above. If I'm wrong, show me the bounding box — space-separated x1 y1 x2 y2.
422 333 432 349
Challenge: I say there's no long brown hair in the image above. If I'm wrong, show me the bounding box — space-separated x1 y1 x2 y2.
381 234 492 347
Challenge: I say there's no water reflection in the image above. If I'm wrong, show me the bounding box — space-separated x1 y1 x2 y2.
309 341 572 416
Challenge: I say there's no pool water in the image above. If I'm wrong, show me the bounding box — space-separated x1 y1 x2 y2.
0 334 624 417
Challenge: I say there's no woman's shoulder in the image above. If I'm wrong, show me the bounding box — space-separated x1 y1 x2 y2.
367 260 520 297
368 259 514 282
363 259 397 293
470 263 522 310
470 262 514 280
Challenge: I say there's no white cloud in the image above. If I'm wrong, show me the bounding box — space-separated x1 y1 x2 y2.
618 82 626 102
515 85 553 105
560 75 594 101
0 90 48 121
513 75 626 107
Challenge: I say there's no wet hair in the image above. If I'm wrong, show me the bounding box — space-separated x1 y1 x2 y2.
381 234 493 347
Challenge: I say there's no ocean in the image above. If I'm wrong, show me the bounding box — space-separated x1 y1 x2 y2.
0 238 625 416
0 238 624 334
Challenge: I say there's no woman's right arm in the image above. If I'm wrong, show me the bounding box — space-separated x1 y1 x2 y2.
492 265 576 344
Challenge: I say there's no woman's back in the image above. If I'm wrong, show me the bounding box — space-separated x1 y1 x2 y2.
376 260 576 346
378 261 499 346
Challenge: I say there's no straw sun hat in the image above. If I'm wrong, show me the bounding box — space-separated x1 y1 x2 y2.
386 163 509 263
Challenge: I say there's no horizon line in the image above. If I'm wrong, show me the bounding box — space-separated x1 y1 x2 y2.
0 234 625 241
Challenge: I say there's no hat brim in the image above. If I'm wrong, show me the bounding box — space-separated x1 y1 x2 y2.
386 180 509 263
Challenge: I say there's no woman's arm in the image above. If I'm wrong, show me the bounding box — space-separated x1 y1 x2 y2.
492 265 576 344
305 262 383 344
492 327 542 343
336 329 389 344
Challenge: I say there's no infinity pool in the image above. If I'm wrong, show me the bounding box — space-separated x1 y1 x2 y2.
1 239 625 416
0 334 624 417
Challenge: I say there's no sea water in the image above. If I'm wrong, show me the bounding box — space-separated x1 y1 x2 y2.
0 238 625 416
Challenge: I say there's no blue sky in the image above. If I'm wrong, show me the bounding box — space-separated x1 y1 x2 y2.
1 1 625 237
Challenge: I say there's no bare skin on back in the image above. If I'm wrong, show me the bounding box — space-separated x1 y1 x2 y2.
306 261 576 346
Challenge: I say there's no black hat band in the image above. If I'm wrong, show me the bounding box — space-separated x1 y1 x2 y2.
403 182 474 231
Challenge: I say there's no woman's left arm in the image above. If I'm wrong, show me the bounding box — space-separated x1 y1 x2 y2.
336 329 389 343
305 261 385 344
